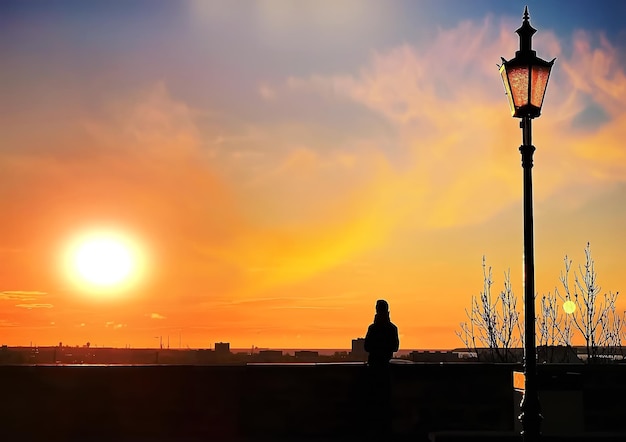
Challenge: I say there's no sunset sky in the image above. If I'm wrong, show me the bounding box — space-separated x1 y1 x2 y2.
1 1 625 350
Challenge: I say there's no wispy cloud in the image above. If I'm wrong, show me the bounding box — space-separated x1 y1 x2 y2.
15 303 53 309
1 291 47 301
0 6 624 349
277 17 626 229
258 84 276 101
269 306 345 310
149 313 166 320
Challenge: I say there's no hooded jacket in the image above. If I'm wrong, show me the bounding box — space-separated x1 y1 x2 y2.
364 312 399 366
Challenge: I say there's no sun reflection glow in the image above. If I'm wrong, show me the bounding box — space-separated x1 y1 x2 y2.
563 300 576 315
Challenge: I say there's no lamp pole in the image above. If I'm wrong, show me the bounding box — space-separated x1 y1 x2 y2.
499 7 555 442
520 115 540 442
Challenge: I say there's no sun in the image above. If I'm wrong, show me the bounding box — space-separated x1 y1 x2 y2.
75 238 133 286
65 230 145 295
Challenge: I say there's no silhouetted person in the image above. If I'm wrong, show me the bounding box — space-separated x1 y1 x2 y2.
364 299 399 440
364 299 399 367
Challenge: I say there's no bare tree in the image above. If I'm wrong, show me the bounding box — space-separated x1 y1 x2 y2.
538 291 574 362
556 243 622 363
456 257 522 362
459 243 622 364
597 292 625 360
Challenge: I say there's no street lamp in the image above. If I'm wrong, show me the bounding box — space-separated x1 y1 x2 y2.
499 7 554 442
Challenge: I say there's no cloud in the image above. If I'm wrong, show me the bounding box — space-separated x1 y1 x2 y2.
2 13 625 330
0 82 246 299
0 78 408 302
258 84 276 100
163 17 626 311
276 16 626 229
1 291 47 301
149 313 166 320
15 303 53 309
269 306 344 310
560 31 626 117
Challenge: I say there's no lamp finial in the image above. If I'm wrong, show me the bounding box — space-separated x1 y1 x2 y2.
516 6 537 58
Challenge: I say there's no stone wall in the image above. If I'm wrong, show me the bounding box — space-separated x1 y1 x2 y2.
2 363 622 441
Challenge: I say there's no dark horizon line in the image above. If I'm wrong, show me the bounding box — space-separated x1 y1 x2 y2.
5 344 440 352
3 344 611 352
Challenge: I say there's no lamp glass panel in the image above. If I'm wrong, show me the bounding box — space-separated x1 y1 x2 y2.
500 66 516 115
507 65 530 108
530 65 551 108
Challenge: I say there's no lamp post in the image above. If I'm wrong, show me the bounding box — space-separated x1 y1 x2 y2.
499 7 555 442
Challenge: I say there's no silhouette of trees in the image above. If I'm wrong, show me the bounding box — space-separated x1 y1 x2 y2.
457 243 624 363
558 243 624 363
537 290 574 362
456 257 522 362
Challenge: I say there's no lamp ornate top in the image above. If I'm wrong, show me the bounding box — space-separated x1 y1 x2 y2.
515 6 537 59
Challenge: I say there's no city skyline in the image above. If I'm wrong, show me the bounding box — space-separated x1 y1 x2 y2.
1 1 626 349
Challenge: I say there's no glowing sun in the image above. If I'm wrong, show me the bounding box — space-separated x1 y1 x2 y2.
65 231 144 293
75 238 133 286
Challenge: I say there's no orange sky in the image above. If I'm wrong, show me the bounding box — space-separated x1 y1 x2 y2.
1 2 625 349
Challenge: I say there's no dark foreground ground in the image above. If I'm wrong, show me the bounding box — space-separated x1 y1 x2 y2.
1 363 625 441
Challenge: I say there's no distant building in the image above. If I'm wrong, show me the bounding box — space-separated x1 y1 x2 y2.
452 347 524 363
294 350 319 362
452 346 587 363
538 345 581 363
409 350 459 363
258 350 283 362
351 338 367 361
215 342 230 359
196 349 216 364
451 348 478 359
